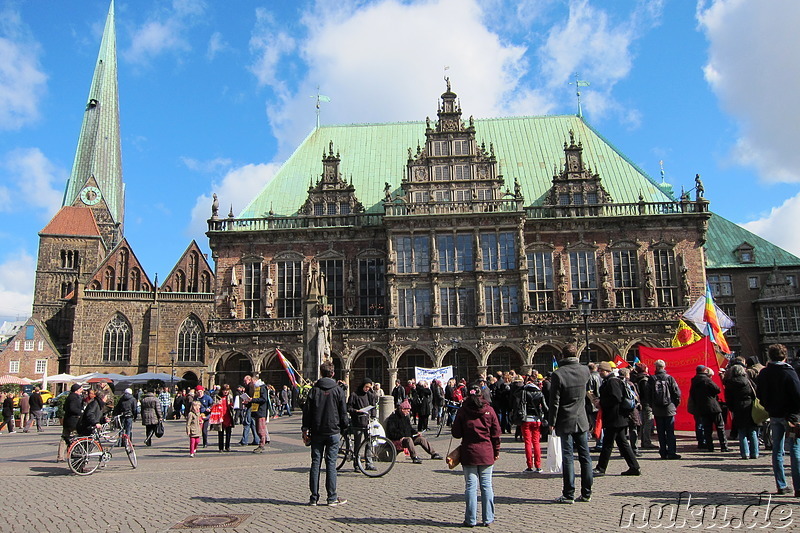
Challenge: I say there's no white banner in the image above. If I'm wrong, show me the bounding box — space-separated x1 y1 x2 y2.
414 366 453 384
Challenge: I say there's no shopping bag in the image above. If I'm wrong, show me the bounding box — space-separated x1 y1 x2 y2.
155 420 165 438
545 434 562 474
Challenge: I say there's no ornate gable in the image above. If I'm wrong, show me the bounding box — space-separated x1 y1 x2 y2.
401 80 512 208
298 141 364 216
70 174 120 248
546 130 611 210
87 237 152 292
161 240 215 293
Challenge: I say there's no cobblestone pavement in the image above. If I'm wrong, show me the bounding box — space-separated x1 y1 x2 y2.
0 417 796 532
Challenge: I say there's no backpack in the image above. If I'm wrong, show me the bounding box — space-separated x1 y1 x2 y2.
620 381 637 413
511 387 527 426
652 376 672 407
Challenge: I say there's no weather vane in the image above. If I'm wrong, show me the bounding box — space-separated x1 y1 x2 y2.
309 87 331 129
570 74 590 118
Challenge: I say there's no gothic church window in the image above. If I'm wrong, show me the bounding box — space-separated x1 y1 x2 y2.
176 270 186 292
130 268 141 291
104 267 115 290
60 250 79 269
103 313 131 362
200 271 211 293
177 316 204 363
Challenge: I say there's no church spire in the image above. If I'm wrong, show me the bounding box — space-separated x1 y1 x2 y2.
63 0 124 233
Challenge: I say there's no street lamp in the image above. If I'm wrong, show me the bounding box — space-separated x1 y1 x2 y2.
578 297 593 362
169 350 177 391
449 338 460 380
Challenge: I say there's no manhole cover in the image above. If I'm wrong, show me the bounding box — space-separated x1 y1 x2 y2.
172 514 251 529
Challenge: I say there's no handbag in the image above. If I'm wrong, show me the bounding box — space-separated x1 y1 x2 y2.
155 420 165 438
749 382 769 425
446 445 461 470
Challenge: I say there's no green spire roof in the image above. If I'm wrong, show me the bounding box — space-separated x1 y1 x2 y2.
705 214 800 269
62 0 124 226
239 115 673 218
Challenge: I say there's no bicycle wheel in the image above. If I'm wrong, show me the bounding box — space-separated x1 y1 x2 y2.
355 436 396 477
336 433 352 471
436 415 447 438
125 435 137 468
67 438 103 476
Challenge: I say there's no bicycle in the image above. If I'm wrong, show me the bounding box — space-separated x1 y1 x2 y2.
435 400 462 438
66 415 137 475
336 405 397 477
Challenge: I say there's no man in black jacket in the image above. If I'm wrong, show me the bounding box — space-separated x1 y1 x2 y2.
593 362 641 477
26 387 44 432
347 378 376 470
58 383 84 462
384 399 442 464
113 388 137 440
689 366 728 452
549 344 593 503
757 343 800 496
302 361 349 507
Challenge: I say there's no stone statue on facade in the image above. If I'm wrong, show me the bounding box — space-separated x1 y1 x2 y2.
211 193 219 218
695 174 704 199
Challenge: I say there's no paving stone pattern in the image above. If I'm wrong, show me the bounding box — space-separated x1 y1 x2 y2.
0 418 794 532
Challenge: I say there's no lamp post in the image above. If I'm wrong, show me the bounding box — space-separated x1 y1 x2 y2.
449 338 460 380
169 350 177 391
578 297 593 363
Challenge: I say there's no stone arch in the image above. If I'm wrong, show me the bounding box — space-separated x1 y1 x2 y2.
260 349 301 389
180 371 199 388
441 347 480 383
349 349 390 391
486 346 525 377
395 347 435 383
214 351 253 387
532 343 562 376
580 340 616 363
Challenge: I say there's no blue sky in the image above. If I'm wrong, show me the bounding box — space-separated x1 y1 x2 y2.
0 0 798 321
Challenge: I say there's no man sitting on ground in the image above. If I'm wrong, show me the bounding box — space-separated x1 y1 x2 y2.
385 399 442 464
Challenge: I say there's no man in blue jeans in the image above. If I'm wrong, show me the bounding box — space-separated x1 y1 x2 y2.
757 343 800 496
302 361 349 506
548 344 593 503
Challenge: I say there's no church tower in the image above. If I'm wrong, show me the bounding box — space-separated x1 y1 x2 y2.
33 0 123 353
61 0 124 248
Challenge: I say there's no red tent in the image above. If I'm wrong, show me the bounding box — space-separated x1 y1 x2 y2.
639 337 724 431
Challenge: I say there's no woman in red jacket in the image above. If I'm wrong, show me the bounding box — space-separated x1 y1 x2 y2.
210 384 235 452
452 384 501 527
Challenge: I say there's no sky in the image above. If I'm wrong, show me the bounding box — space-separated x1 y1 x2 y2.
0 0 798 322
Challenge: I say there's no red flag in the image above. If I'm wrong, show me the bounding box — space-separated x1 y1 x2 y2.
613 354 629 368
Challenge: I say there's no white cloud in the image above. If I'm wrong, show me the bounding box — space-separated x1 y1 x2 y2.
206 31 227 61
180 156 232 173
697 0 800 183
742 193 800 258
0 250 35 320
123 0 207 65
538 0 663 121
252 0 661 157
0 148 64 217
0 7 47 130
187 163 280 240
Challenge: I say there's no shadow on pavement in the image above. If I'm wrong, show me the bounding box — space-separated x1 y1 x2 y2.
191 496 307 506
333 517 456 528
608 490 774 505
29 466 70 476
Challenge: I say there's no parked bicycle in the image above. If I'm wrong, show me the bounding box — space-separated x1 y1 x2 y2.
336 405 396 477
66 415 137 475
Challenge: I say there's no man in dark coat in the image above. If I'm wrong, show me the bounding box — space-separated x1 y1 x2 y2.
113 388 138 440
391 379 406 406
347 377 377 470
26 387 44 433
77 389 105 436
593 362 641 476
384 399 441 463
649 359 682 460
548 344 593 503
58 383 84 461
302 361 349 506
757 343 800 496
631 363 655 449
689 365 728 452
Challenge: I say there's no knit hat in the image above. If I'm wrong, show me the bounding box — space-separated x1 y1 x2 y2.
399 399 412 410
598 361 613 372
195 385 205 391
696 365 707 374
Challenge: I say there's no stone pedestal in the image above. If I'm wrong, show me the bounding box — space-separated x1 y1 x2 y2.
378 394 395 427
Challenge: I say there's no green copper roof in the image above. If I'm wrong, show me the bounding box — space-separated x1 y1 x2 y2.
705 214 800 269
62 0 124 226
240 114 673 218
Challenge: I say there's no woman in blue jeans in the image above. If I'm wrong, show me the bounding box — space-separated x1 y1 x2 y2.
452 384 501 527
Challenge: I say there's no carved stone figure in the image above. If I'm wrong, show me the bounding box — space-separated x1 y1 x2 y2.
211 193 219 218
695 174 704 199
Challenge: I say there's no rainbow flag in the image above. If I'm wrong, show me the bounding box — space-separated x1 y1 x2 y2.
702 283 731 354
276 348 301 387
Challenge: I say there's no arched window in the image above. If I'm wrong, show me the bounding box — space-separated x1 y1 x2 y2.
188 252 198 292
117 249 129 290
177 316 204 363
103 313 131 362
176 270 186 292
104 267 115 290
60 282 73 298
130 268 141 291
199 271 211 293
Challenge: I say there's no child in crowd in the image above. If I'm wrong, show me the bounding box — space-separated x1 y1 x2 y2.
186 401 203 457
